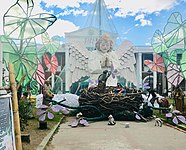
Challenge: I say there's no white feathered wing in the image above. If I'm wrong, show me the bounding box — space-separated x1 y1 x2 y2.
116 40 137 86
68 41 90 84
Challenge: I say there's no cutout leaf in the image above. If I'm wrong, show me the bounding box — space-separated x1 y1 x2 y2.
47 111 54 120
33 60 45 86
43 53 58 74
42 32 61 54
39 113 46 121
2 36 38 86
151 30 168 53
180 50 186 78
3 0 57 39
163 12 186 48
172 116 178 124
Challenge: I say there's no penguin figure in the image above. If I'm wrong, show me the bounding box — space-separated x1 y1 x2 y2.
108 114 116 125
98 70 111 83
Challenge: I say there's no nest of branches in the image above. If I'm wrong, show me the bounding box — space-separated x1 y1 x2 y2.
78 86 144 119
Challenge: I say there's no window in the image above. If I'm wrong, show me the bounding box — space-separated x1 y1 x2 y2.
55 52 65 67
177 53 182 65
142 53 153 71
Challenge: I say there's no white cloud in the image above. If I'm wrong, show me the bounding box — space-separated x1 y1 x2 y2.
105 0 177 17
40 0 177 18
42 0 94 9
43 0 80 8
135 14 145 21
145 43 151 46
40 0 178 27
46 19 80 37
0 0 181 39
123 28 133 35
140 19 152 26
135 14 152 26
71 9 88 16
57 9 88 17
35 19 80 44
39 0 179 18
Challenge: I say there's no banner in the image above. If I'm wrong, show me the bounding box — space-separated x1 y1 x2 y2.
0 94 16 150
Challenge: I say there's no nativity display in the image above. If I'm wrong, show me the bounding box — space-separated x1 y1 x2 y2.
68 34 137 88
44 66 170 122
44 34 171 122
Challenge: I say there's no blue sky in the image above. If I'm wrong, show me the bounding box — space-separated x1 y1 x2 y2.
1 0 186 46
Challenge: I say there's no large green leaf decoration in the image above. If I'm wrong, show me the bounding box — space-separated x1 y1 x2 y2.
180 50 186 78
2 36 38 86
0 35 17 55
161 52 170 67
41 32 61 54
1 35 20 69
37 46 47 58
3 0 57 39
151 30 168 53
163 12 186 48
169 49 183 64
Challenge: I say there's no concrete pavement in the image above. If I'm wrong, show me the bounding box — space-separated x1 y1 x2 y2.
46 117 186 150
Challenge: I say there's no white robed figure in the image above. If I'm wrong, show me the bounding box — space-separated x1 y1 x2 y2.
88 34 120 86
68 34 137 88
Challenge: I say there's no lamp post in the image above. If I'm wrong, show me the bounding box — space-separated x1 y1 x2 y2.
147 69 152 89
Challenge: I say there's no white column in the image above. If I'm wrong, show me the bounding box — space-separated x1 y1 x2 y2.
153 53 157 89
168 82 172 96
137 52 142 89
0 42 2 86
153 71 157 89
65 45 70 93
51 73 54 90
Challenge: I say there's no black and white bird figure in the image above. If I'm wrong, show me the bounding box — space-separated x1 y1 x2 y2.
154 116 163 127
76 112 83 119
108 114 116 125
98 70 111 83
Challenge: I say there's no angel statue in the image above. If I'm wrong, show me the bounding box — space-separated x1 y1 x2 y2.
68 34 137 89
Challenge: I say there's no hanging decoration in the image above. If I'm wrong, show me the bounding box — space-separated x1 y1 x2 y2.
163 12 186 48
1 36 38 86
3 0 57 39
41 32 61 54
151 12 186 87
144 54 165 73
33 60 45 86
1 0 57 87
167 63 184 87
43 53 58 74
180 50 186 79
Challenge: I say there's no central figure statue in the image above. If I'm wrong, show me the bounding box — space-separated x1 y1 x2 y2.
68 33 137 88
88 34 120 86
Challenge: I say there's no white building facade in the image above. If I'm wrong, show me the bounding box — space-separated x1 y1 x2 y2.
63 27 185 95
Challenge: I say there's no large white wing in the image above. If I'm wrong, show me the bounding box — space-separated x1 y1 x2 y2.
116 40 137 85
68 41 90 84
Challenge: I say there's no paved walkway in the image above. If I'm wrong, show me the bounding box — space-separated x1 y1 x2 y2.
46 117 186 150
